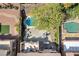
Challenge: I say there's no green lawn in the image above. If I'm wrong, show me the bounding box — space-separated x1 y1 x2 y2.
0 25 10 34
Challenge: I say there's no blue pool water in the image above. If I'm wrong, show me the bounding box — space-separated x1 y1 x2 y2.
24 16 32 26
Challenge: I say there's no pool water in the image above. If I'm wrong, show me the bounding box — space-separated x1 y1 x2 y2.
24 17 32 26
64 22 79 33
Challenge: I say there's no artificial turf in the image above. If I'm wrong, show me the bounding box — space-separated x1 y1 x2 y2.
0 25 10 34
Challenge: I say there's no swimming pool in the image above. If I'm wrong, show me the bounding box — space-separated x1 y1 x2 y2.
64 22 79 33
24 16 32 26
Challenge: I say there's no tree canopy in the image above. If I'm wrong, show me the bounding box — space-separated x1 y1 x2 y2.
66 4 79 18
30 4 64 31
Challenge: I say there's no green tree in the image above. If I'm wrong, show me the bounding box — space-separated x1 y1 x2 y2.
66 4 79 18
30 4 65 44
